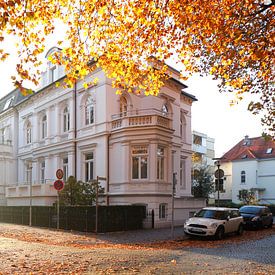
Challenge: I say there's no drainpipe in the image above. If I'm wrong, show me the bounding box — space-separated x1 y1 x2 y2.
74 81 77 178
106 133 110 205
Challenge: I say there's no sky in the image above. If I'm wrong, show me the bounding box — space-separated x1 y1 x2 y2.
0 40 263 157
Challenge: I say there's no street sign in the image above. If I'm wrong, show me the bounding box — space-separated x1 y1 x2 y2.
54 180 64 191
97 176 107 181
56 169 64 179
215 169 224 178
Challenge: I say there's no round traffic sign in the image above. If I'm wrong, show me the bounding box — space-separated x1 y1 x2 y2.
56 169 64 179
215 169 225 178
54 180 64 191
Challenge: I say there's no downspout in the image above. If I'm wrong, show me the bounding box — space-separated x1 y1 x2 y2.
106 133 110 205
74 81 77 178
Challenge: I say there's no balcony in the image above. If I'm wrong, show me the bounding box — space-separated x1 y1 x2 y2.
0 141 13 155
111 108 172 131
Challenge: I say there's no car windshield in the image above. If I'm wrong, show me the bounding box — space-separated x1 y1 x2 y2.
239 206 261 214
196 209 227 220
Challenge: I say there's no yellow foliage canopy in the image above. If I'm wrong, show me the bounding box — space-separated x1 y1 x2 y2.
0 0 274 135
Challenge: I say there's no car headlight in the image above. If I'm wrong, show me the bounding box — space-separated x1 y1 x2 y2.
251 216 260 221
210 223 218 228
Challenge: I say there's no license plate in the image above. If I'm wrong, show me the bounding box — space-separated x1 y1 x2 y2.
191 228 203 233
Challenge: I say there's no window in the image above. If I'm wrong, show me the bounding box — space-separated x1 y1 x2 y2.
132 146 148 179
120 96 127 116
266 148 273 154
161 104 168 116
41 115 47 139
241 171 246 183
63 107 70 132
26 121 32 144
159 203 167 219
157 147 164 180
85 153 94 182
40 161 45 183
85 97 94 125
193 134 202 145
3 96 14 111
180 158 186 188
180 111 186 140
63 157 68 181
0 128 5 144
26 163 32 183
50 66 56 83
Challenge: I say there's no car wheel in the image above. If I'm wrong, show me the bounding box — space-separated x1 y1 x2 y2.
215 226 225 240
237 224 244 235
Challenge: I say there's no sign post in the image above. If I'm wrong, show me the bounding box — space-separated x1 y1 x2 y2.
54 169 64 229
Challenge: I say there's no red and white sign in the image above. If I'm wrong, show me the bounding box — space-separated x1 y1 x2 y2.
56 169 64 179
54 180 64 191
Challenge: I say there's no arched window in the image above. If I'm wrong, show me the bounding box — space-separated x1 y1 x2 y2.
41 115 47 139
241 171 246 183
63 106 70 132
161 103 169 116
85 97 94 125
26 121 32 144
120 96 127 116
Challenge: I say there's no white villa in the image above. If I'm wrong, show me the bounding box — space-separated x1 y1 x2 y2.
0 47 205 228
219 136 275 204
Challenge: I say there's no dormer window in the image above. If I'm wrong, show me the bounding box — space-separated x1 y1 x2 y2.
3 96 15 110
241 154 247 159
266 148 273 154
50 66 56 83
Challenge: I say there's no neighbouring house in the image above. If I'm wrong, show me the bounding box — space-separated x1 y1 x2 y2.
192 130 215 171
0 47 205 228
219 135 275 204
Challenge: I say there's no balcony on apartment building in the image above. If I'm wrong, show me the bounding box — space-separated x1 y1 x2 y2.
5 179 57 200
0 140 12 155
111 108 172 131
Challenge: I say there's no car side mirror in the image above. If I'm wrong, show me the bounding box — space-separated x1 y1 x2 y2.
226 216 230 221
193 213 197 217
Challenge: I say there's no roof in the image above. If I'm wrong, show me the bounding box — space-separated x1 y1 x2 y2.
221 136 275 162
0 88 32 115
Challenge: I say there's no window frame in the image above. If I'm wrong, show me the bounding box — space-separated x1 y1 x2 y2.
62 157 68 182
41 115 47 139
157 146 165 180
85 153 94 182
159 203 168 220
26 121 32 144
85 97 94 125
40 161 45 184
241 170 246 184
63 106 70 132
131 146 148 180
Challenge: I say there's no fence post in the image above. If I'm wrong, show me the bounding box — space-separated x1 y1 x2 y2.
151 209 154 229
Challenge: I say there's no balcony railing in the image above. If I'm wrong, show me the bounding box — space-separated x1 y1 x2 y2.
111 108 172 130
6 179 55 187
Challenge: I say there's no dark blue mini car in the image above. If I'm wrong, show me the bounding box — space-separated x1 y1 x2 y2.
239 205 273 229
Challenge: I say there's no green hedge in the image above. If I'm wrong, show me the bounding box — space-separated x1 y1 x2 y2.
0 205 146 233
